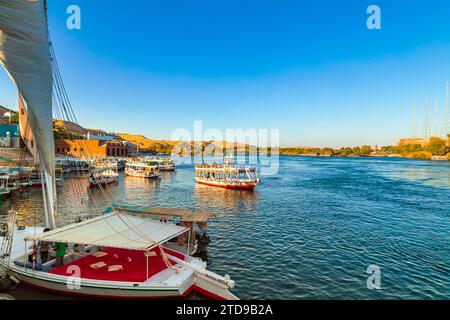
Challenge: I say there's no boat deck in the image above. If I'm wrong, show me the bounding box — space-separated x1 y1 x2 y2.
48 247 185 283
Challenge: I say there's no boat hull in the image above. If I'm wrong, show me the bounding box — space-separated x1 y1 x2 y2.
89 178 118 188
159 167 176 172
5 267 190 299
125 173 160 179
2 262 235 300
195 178 258 190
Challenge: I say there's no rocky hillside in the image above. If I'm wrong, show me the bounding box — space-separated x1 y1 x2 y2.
53 120 255 154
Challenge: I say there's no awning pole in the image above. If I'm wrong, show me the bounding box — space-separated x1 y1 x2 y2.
146 251 149 279
24 240 27 271
187 227 191 255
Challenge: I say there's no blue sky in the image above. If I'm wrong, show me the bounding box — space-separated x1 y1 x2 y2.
1 0 450 147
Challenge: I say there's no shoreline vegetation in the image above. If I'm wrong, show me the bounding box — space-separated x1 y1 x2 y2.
51 120 450 161
280 136 450 161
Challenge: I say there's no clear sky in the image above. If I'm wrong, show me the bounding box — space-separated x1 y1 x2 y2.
1 0 450 147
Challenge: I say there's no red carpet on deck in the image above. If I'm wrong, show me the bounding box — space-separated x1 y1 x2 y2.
49 247 185 282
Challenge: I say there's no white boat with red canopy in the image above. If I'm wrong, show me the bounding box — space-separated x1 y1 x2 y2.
0 212 237 299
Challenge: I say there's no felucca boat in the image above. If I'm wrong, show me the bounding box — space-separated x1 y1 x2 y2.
0 0 237 300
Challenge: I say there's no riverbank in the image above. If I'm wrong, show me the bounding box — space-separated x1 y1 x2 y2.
279 152 450 161
280 136 450 161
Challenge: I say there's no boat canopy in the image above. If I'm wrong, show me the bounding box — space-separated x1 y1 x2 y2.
25 213 188 251
195 164 256 173
113 206 210 223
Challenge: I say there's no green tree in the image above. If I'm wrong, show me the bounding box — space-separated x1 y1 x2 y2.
9 113 19 124
426 137 446 156
359 145 373 156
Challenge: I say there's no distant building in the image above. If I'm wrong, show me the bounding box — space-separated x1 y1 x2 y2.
86 132 116 141
55 139 129 158
0 124 21 148
398 138 428 147
0 106 16 125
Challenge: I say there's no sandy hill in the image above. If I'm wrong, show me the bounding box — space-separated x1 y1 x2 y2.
52 122 255 152
54 120 106 136
116 134 179 150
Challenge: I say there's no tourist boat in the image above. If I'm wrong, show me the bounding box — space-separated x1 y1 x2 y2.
0 174 11 198
55 157 71 175
29 167 63 187
195 158 260 190
145 157 176 172
0 0 237 300
0 167 32 191
111 159 126 171
431 156 448 161
125 162 161 179
88 168 119 188
68 159 92 173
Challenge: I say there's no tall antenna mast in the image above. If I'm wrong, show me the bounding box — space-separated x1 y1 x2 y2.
433 98 438 137
412 103 417 138
424 99 429 140
446 82 449 135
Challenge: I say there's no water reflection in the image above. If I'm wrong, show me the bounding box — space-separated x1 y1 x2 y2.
194 184 260 215
369 159 450 189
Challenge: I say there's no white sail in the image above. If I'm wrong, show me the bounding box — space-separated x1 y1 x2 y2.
0 0 56 229
18 93 38 162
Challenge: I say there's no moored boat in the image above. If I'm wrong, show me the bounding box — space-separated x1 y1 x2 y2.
125 162 160 179
0 174 11 198
68 158 92 173
431 156 448 161
0 211 237 300
195 158 260 190
88 168 119 188
144 157 176 172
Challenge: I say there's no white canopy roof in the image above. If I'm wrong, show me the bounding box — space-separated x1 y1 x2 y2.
25 213 188 251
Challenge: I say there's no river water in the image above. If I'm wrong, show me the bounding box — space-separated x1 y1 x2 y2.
1 156 449 299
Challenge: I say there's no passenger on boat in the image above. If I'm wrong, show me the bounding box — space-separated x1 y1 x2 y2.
54 242 67 267
38 228 51 263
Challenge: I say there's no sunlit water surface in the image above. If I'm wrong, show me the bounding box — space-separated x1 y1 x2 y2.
1 156 449 299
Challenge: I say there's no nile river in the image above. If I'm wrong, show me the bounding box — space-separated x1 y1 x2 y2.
1 156 449 299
